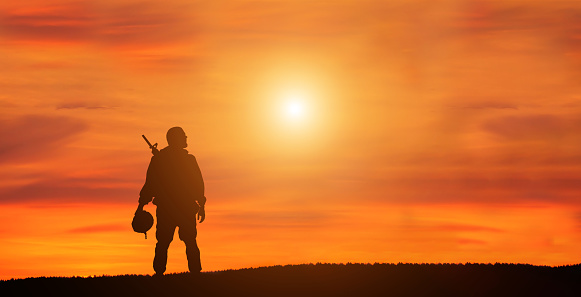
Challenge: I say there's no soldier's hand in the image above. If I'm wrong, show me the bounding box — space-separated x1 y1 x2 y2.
135 203 145 214
197 207 205 223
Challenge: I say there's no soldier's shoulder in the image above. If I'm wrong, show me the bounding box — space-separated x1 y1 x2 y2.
185 153 199 164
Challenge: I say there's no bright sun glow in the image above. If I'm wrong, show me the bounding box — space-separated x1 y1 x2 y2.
281 92 309 124
285 99 305 119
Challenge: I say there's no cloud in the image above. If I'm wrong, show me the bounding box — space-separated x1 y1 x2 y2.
449 102 518 110
433 223 503 233
213 209 334 230
68 223 127 234
482 114 572 140
0 114 88 163
322 173 581 206
97 2 201 47
457 238 487 245
0 3 95 42
0 176 139 204
208 1 366 40
55 102 115 110
0 1 200 48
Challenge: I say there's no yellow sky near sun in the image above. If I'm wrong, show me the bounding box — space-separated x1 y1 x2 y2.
1 0 581 279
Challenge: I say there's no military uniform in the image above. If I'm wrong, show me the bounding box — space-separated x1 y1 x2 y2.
139 146 206 274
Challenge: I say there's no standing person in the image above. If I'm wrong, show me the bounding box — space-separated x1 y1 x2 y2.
137 127 206 275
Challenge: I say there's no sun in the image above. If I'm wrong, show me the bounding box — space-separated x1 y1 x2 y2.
281 93 309 123
285 99 305 119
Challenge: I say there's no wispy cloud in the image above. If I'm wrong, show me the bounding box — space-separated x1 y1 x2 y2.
0 176 139 204
482 114 575 140
0 115 88 163
68 223 127 234
0 1 200 48
448 102 518 110
55 102 115 110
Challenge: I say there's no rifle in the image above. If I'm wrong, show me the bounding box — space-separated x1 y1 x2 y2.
142 135 159 155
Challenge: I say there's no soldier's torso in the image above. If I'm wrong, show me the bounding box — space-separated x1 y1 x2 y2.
152 148 200 211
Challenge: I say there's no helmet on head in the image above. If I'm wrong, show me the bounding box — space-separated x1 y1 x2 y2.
132 210 154 239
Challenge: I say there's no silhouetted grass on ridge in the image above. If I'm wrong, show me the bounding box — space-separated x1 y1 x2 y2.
2 263 580 297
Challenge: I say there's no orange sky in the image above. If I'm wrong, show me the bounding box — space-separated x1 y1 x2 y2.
2 0 581 279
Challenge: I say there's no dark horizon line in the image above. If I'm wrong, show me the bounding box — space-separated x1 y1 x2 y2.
3 261 581 281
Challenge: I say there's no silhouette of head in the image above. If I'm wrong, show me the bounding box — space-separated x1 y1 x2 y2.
167 127 187 148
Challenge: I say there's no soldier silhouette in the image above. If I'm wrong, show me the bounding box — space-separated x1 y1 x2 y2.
137 127 206 275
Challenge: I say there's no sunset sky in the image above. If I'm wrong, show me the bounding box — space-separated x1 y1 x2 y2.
2 0 581 279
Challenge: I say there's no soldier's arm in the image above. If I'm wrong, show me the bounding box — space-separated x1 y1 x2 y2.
191 155 206 223
191 155 205 207
139 156 158 206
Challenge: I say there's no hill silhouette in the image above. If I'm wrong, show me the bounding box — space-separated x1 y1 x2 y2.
2 263 580 297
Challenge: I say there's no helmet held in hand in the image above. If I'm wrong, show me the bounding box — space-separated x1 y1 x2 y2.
132 210 154 239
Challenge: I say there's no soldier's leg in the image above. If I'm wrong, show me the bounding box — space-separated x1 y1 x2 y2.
153 208 176 274
178 220 201 272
